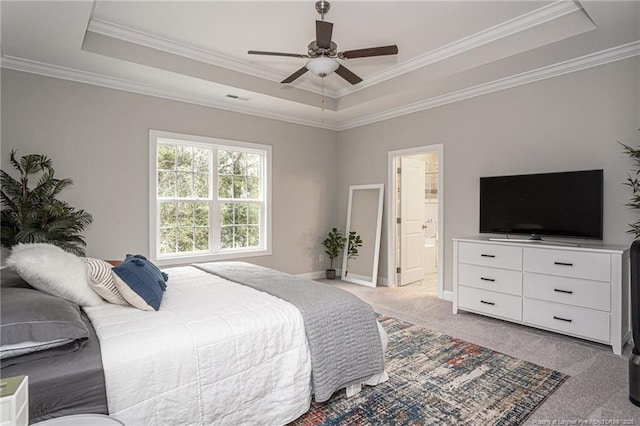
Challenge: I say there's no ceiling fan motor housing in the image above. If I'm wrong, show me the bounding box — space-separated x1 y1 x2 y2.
308 41 337 58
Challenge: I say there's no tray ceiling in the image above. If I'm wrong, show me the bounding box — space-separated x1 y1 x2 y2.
2 1 639 130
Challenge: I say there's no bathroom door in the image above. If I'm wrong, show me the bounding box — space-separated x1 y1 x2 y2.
399 157 425 285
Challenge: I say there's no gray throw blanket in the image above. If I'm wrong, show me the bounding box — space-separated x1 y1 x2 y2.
194 261 385 402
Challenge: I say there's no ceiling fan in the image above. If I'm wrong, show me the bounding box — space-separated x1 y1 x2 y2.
248 1 398 85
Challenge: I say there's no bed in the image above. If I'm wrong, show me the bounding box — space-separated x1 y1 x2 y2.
1 247 387 426
1 270 109 422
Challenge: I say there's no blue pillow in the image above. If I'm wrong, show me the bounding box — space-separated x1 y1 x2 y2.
112 255 168 311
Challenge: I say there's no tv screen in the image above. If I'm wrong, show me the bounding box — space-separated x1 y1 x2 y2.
479 169 603 240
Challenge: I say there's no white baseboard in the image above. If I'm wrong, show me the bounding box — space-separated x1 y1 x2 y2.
299 270 388 287
297 269 342 280
442 290 453 301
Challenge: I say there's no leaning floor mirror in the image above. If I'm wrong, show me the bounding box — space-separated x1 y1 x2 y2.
341 184 384 287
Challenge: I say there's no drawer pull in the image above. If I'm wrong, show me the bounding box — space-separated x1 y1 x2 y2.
480 300 495 306
554 288 573 295
553 315 573 323
480 277 495 282
554 261 574 267
481 254 495 258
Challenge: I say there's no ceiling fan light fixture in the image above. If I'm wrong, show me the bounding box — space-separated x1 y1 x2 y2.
306 56 339 77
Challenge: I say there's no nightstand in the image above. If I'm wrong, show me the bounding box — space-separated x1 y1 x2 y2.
0 375 28 426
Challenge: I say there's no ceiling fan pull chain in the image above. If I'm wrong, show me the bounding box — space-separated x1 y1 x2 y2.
321 77 326 111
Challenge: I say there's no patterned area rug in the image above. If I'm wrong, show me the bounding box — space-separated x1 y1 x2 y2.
291 315 568 426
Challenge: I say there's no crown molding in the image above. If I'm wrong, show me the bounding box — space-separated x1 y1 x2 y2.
86 17 331 97
2 41 637 133
87 0 579 100
335 0 584 97
0 55 339 131
338 40 640 130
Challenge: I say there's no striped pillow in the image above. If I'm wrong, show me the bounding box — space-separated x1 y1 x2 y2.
84 258 128 305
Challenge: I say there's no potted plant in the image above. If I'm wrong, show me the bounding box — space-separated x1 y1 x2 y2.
622 141 640 239
0 150 93 256
322 228 346 279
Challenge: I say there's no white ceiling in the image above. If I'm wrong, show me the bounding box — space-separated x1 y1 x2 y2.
2 1 639 130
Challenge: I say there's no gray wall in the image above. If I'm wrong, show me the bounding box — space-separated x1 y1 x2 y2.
336 57 640 292
3 57 639 287
1 69 338 275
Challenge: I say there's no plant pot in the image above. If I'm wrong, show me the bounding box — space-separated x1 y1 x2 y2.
325 269 336 280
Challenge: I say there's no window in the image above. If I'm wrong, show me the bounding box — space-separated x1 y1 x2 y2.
150 130 271 265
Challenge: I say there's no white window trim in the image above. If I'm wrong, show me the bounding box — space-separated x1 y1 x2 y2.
149 129 272 266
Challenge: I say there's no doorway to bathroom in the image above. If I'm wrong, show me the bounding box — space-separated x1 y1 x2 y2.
387 144 443 298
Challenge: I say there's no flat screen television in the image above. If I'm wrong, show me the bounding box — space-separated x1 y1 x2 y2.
479 169 603 240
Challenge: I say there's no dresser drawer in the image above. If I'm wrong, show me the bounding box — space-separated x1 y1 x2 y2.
459 264 522 296
523 247 610 282
523 298 610 343
523 272 610 311
458 242 522 270
458 286 522 321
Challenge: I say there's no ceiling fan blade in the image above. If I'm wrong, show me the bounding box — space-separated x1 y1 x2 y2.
335 64 362 85
316 20 333 49
248 50 309 58
340 45 398 59
281 66 309 84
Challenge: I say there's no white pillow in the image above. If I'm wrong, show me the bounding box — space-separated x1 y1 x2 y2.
84 258 128 305
7 243 104 307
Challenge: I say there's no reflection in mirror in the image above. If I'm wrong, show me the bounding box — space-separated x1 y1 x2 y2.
342 184 384 287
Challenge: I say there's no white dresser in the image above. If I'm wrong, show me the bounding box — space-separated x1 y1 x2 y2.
452 238 630 355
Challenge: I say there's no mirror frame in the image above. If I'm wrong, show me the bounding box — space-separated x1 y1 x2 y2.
341 183 384 287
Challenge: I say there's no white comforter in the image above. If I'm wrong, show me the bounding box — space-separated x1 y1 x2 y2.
84 266 312 426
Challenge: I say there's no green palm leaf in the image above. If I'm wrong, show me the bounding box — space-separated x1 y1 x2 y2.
1 150 93 256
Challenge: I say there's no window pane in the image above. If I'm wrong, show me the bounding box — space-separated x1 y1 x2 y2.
232 152 245 175
234 226 247 248
248 226 260 247
176 172 193 198
246 154 260 176
247 177 260 199
193 148 209 173
177 228 194 252
194 203 209 227
233 176 246 199
220 226 234 249
235 204 248 225
158 144 176 170
160 202 177 227
176 145 193 171
220 203 234 226
218 150 233 175
248 204 260 225
158 171 176 197
160 228 177 254
218 175 233 198
194 173 209 198
177 202 194 226
194 227 209 250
